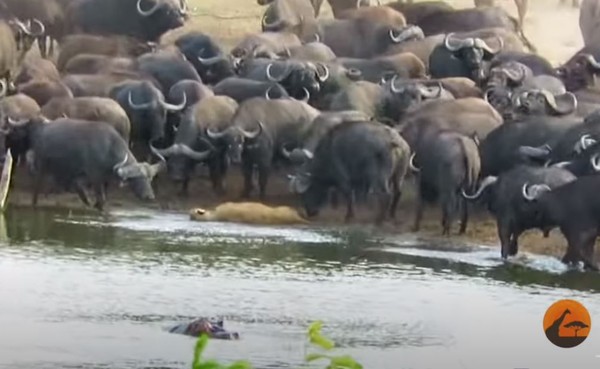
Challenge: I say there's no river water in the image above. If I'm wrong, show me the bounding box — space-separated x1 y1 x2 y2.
0 206 599 369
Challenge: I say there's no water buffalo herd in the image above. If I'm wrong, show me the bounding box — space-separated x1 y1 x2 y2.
0 0 598 270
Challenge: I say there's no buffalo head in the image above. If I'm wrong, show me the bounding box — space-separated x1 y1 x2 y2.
8 18 45 56
150 138 213 182
382 76 445 121
288 171 325 218
205 121 264 164
556 53 600 92
444 33 504 82
511 89 578 116
135 0 188 40
265 61 329 102
113 151 165 201
115 81 187 143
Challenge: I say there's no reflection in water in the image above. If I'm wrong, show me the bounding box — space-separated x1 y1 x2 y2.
0 206 598 369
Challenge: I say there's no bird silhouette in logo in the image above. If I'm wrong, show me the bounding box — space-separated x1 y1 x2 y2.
544 300 591 348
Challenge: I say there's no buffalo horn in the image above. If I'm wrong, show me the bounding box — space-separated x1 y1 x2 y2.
113 154 129 172
418 82 443 99
315 62 329 82
266 63 287 82
503 63 526 83
475 36 503 54
298 87 310 102
261 13 284 31
240 121 264 139
206 127 229 140
484 88 496 103
265 85 275 100
7 116 29 127
27 19 45 36
137 0 161 17
162 91 187 111
281 145 292 158
540 89 577 115
577 53 600 71
462 176 498 200
409 153 420 172
180 0 188 13
128 91 154 110
444 33 473 52
389 25 424 44
521 182 551 201
197 50 225 66
390 74 405 94
180 143 212 161
149 142 178 157
591 152 600 171
575 134 597 154
0 80 6 98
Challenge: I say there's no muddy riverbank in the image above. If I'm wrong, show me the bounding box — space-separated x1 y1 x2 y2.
5 164 590 262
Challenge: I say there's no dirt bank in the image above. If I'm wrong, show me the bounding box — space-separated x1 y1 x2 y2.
6 164 586 261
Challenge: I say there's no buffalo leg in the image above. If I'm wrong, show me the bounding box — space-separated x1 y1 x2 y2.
74 182 91 207
375 190 391 225
339 185 355 222
257 164 270 200
389 181 402 219
413 189 424 232
240 156 254 199
498 220 513 259
93 185 106 211
508 230 520 256
329 190 339 209
177 178 190 197
208 159 225 196
561 225 596 269
459 196 469 235
31 173 43 208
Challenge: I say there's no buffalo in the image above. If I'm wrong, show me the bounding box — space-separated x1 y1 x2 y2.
213 77 289 103
462 165 576 260
41 97 131 141
429 33 503 82
109 80 187 155
66 0 188 42
289 120 409 224
520 174 600 270
210 97 320 199
15 117 164 210
153 96 238 196
56 34 154 71
174 31 235 85
411 131 481 235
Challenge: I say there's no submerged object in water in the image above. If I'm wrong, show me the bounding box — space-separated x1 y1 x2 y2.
189 202 309 225
168 318 240 339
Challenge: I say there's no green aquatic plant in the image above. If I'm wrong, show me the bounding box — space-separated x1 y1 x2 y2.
190 321 363 369
192 334 252 369
305 321 363 369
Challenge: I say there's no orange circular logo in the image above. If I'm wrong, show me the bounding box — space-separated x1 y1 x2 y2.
543 299 591 348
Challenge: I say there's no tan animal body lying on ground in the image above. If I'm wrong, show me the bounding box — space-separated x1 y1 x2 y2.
190 202 309 225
